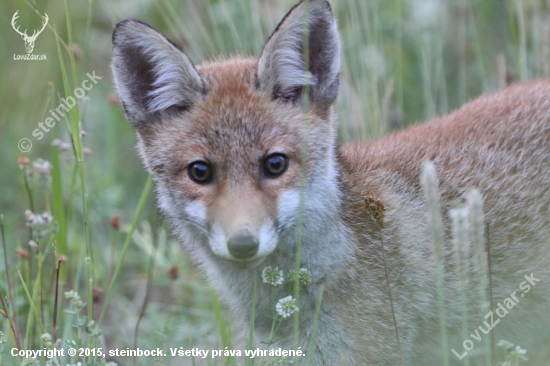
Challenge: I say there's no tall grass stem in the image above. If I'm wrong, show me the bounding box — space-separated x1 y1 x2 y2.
421 161 449 366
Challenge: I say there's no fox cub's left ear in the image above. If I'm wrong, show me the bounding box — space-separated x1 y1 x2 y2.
111 20 205 129
257 0 340 108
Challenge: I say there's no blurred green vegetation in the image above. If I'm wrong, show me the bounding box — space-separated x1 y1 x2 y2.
1 0 549 364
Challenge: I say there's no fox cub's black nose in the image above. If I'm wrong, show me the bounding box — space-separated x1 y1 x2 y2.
228 235 259 259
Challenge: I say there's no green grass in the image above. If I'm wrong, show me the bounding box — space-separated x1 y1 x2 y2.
1 0 549 365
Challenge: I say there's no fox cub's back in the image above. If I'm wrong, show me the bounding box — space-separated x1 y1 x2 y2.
337 80 550 363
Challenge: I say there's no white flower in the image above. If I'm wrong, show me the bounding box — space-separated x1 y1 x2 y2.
25 210 53 227
28 240 38 251
262 266 284 286
32 159 52 179
514 345 527 355
25 210 55 239
514 345 528 360
497 339 514 350
64 290 80 300
276 296 299 318
51 139 71 152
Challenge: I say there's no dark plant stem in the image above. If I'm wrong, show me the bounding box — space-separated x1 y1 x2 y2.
380 227 405 366
53 259 62 342
0 293 21 352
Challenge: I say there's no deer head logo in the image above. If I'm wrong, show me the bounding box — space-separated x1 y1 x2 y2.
11 11 48 54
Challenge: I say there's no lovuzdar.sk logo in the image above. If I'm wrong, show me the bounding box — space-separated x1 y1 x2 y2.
12 10 48 61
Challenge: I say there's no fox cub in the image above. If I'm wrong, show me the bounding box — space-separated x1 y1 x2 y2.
111 0 550 364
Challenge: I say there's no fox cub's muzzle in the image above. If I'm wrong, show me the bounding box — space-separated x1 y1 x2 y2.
227 233 259 259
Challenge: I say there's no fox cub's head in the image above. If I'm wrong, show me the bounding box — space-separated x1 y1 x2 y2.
111 0 340 267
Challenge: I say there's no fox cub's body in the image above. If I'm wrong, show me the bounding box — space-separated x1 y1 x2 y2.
111 0 550 364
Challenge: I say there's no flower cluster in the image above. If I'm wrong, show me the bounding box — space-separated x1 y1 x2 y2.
51 138 71 152
262 266 284 286
26 210 53 227
261 266 313 321
64 290 85 312
52 138 93 158
25 210 56 239
41 333 53 348
275 296 299 318
32 159 52 180
286 268 312 287
497 339 528 365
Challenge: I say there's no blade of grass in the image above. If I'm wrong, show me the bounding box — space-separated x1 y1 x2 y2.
0 293 19 354
0 215 20 350
467 189 491 365
24 237 50 349
54 2 94 331
421 161 449 366
293 1 311 358
133 224 157 366
16 267 46 336
380 228 405 366
50 91 68 282
189 326 197 366
52 257 63 343
486 223 495 366
305 284 324 366
246 276 257 366
451 205 471 366
98 175 153 324
97 175 153 326
513 0 527 81
23 0 71 54
211 289 234 365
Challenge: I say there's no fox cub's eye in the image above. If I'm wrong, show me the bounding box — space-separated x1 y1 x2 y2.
263 154 288 178
188 161 213 184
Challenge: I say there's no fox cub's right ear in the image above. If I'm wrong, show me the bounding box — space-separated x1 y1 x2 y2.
111 20 205 128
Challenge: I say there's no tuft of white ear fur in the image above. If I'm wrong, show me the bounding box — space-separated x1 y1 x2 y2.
257 0 340 107
111 20 204 127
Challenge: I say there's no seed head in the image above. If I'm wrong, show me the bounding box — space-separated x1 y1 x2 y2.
262 266 284 286
18 153 31 170
168 264 179 281
15 247 29 260
110 215 122 230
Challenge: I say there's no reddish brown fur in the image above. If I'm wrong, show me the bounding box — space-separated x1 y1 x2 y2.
137 57 334 235
332 80 550 363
